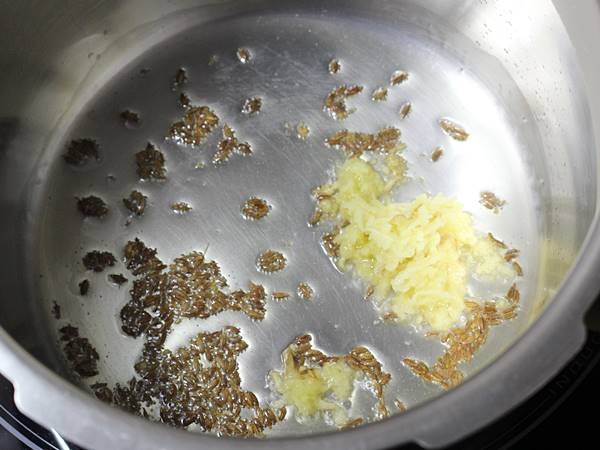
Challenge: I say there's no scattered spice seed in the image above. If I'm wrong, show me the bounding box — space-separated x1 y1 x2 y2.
364 285 375 300
257 250 287 273
82 251 116 272
171 202 192 214
214 125 252 164
296 122 310 140
135 143 166 180
236 47 252 64
271 291 290 301
382 312 398 321
342 417 364 429
77 195 108 218
390 70 409 86
431 147 444 162
506 283 520 304
371 87 388 102
479 191 506 213
488 232 508 249
241 197 270 220
241 97 263 115
169 106 220 146
91 382 113 404
120 110 140 128
308 209 323 227
322 230 340 257
394 399 406 412
325 127 403 158
504 249 520 262
123 191 147 217
51 301 61 319
109 274 128 286
328 59 341 74
79 279 90 296
297 282 314 300
179 92 191 109
513 261 524 276
324 84 364 120
439 118 469 141
171 67 187 90
399 102 412 119
63 139 99 166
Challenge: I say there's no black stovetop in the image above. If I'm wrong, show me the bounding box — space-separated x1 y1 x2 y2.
3 331 600 449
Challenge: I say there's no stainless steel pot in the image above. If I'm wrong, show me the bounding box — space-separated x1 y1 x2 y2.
1 0 600 449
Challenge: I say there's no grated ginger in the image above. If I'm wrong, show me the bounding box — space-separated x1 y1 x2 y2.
319 158 512 332
270 350 356 424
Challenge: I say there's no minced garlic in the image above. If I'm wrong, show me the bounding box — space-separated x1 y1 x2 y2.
319 158 511 331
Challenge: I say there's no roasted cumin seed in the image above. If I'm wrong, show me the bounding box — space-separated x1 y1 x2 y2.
123 191 147 217
431 147 444 162
63 139 99 166
241 197 270 220
439 118 469 141
82 251 116 272
77 195 108 218
257 250 287 273
297 282 314 300
79 279 90 296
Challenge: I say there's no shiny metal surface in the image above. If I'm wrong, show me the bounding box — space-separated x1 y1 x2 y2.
0 0 599 449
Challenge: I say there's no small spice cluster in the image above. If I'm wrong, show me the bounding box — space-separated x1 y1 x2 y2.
324 84 363 120
403 283 520 389
371 87 388 102
120 110 141 128
297 282 314 300
214 125 252 164
77 195 108 218
82 251 116 272
136 143 167 180
241 197 270 220
256 250 287 273
89 238 283 435
123 191 147 216
63 139 99 166
325 127 403 158
480 191 506 214
59 325 99 378
241 97 263 115
169 106 220 146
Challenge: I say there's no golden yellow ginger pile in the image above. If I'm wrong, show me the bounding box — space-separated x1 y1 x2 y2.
317 158 512 331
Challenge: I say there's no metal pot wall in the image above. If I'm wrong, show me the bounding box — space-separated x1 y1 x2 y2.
1 1 600 449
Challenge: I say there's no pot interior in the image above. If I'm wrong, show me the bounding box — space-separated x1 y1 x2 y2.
0 0 596 440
